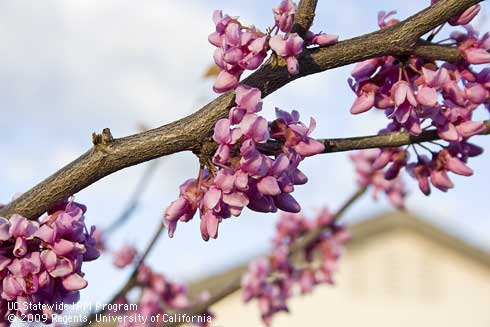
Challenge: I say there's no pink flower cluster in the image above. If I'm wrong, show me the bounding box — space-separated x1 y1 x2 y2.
116 264 212 327
164 85 324 240
112 245 137 269
406 143 482 195
350 149 406 208
456 26 490 68
347 10 489 196
209 0 338 93
349 15 489 135
242 209 349 325
91 229 106 253
209 10 268 93
0 200 99 325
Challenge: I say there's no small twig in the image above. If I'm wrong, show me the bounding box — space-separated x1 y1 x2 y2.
429 141 446 149
411 144 421 158
82 222 166 326
258 120 490 155
418 142 436 155
426 23 445 42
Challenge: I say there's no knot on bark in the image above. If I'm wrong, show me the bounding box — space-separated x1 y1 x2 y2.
92 128 114 150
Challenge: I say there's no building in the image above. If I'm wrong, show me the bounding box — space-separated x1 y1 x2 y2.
198 212 490 327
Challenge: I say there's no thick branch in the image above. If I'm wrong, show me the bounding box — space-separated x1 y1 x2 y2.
412 41 462 62
291 0 318 37
0 0 480 219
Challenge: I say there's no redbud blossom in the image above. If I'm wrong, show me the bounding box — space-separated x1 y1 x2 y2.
210 1 337 91
113 264 213 327
0 200 99 324
350 150 406 208
112 245 137 269
269 34 304 75
243 209 349 325
164 85 324 240
346 10 488 196
273 0 296 33
209 11 268 93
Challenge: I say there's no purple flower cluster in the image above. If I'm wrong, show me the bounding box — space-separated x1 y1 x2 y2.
350 149 406 208
0 200 99 325
242 209 349 325
164 85 324 240
117 264 212 327
209 0 338 93
347 10 489 196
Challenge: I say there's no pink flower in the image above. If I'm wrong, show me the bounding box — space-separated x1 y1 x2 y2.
450 5 480 26
465 83 488 104
213 118 242 163
431 1 480 26
416 86 438 107
422 67 450 87
378 10 398 28
269 34 304 75
392 81 417 107
112 245 138 269
213 70 241 93
407 156 432 195
351 59 381 80
273 0 297 33
350 149 406 208
463 48 490 65
271 108 325 156
350 91 376 114
310 33 338 46
239 114 269 143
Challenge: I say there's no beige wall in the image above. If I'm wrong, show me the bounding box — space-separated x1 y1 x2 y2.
210 229 490 327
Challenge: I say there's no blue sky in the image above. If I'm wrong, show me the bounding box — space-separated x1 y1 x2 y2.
0 0 489 306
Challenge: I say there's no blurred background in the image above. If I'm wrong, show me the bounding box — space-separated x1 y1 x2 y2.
0 0 489 326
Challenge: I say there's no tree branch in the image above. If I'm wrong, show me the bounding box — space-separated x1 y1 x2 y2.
0 0 480 219
291 0 318 37
258 120 490 155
